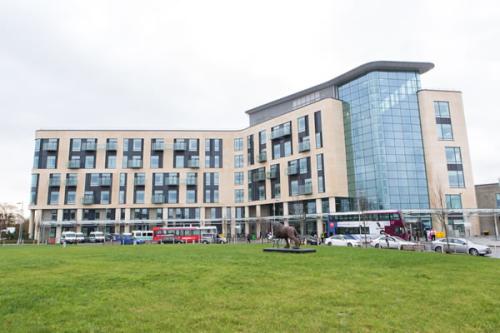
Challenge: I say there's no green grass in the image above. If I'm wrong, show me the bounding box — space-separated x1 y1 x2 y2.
0 244 499 333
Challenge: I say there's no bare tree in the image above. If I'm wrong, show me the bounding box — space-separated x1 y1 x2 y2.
0 203 24 240
432 183 451 253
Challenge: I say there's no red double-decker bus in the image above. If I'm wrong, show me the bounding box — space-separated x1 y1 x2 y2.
326 210 408 240
152 226 217 244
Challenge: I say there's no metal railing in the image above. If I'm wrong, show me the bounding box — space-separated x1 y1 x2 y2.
106 142 118 150
128 160 143 168
174 142 187 151
43 142 58 151
82 194 94 205
152 194 164 204
152 142 165 151
82 142 97 151
299 140 310 152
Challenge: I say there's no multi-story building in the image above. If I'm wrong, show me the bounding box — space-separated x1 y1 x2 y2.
28 61 479 242
475 183 500 236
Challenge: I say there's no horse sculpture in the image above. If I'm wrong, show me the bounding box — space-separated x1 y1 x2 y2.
271 221 301 249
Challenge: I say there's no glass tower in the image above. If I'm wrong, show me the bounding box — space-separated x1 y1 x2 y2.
339 71 429 210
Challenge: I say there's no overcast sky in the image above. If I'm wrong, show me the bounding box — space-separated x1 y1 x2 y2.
1 0 499 211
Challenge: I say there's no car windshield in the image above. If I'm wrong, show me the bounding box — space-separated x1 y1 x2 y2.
392 236 406 242
344 234 357 240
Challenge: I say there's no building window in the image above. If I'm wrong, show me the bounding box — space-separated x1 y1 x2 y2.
66 190 76 205
85 155 95 169
119 190 125 204
49 191 59 205
435 101 453 140
167 190 177 204
135 190 144 204
290 180 299 196
101 191 110 205
133 139 142 152
234 138 243 151
234 172 244 185
235 189 244 203
445 194 462 209
234 155 244 168
298 116 306 133
151 155 159 169
186 189 196 204
175 155 185 168
47 156 56 169
445 147 465 188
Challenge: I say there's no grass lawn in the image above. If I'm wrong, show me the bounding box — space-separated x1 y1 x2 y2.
1 244 499 332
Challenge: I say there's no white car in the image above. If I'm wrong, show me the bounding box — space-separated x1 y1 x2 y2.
324 234 360 247
432 238 492 256
370 235 416 250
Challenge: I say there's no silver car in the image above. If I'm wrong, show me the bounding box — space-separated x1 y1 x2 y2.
432 238 491 256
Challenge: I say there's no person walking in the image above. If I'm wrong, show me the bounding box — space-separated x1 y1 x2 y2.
430 229 436 241
246 233 251 244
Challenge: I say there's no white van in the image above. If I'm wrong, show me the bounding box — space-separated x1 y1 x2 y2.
132 230 153 242
89 231 105 243
60 231 77 244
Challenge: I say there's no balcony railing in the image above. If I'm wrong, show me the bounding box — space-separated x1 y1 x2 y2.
266 170 278 179
106 142 117 150
258 151 267 162
166 177 179 186
174 142 187 151
298 140 310 152
299 182 313 195
83 142 97 151
152 142 165 151
100 178 112 186
43 142 58 151
49 178 61 186
286 166 298 175
187 159 200 168
152 194 164 204
271 125 291 140
65 178 78 186
134 177 146 186
82 194 94 205
253 172 266 182
67 160 81 169
186 177 197 185
128 160 143 168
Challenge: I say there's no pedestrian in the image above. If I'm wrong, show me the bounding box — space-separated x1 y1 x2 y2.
246 233 251 244
430 229 436 241
407 230 412 241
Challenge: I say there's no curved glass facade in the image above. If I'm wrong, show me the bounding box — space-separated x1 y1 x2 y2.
339 71 429 210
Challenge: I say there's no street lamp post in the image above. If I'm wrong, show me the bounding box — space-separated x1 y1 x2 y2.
16 202 24 245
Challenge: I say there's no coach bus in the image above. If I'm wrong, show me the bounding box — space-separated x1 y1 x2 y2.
326 210 408 240
152 226 217 244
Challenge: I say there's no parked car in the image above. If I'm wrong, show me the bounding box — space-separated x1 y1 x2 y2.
159 234 185 244
201 234 227 244
89 231 105 243
120 233 145 245
60 231 77 244
324 234 360 247
303 235 321 245
75 232 85 243
432 238 492 256
370 235 416 250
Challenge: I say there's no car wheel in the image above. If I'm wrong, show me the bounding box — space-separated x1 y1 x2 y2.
327 242 332 246
469 248 479 256
374 243 380 248
434 246 442 253
347 243 353 247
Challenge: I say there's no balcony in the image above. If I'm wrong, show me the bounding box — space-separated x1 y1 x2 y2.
83 142 97 151
82 194 94 205
186 177 197 185
49 178 61 187
106 142 117 151
187 158 200 168
266 170 278 179
258 151 267 163
43 142 58 151
152 142 165 151
299 182 313 195
128 160 143 168
286 166 298 175
67 160 81 169
174 142 187 151
299 140 310 152
134 177 146 186
271 125 291 140
253 172 266 182
65 178 78 186
166 177 179 186
152 194 164 204
100 178 112 186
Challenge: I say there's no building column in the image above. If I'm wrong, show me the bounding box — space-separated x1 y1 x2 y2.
200 207 205 227
283 202 289 226
76 209 83 233
244 206 250 235
316 198 324 238
256 205 261 239
55 209 63 244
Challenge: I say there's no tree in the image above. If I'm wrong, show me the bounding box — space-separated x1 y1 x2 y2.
0 203 25 241
431 183 451 253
